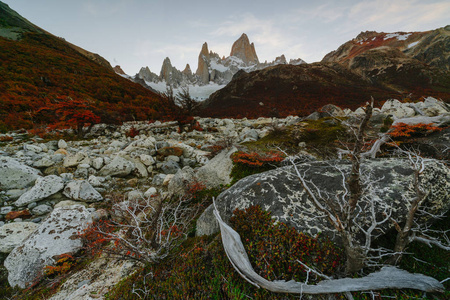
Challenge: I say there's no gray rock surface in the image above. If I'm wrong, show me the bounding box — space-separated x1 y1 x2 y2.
160 160 181 174
168 166 196 195
0 156 41 190
15 175 64 207
63 180 103 202
0 222 39 253
196 159 450 238
196 147 237 188
4 205 92 288
99 156 135 177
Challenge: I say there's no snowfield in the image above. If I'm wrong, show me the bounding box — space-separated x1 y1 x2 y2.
145 80 225 101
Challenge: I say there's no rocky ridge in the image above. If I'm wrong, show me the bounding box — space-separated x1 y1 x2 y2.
132 33 306 93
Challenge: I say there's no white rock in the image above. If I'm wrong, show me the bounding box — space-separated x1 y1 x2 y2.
88 175 106 187
0 156 41 190
31 204 53 216
33 157 55 168
139 154 155 166
127 190 143 201
0 222 39 253
144 187 157 198
24 144 43 153
15 175 64 207
98 156 135 177
63 180 103 202
421 97 449 116
162 174 175 186
63 152 87 168
196 147 237 188
91 157 104 170
4 205 92 288
54 200 87 209
58 139 67 149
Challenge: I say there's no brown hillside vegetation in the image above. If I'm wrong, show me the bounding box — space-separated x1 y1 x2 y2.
200 63 400 118
0 32 164 132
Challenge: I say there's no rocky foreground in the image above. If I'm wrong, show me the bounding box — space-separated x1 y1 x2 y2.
0 97 449 296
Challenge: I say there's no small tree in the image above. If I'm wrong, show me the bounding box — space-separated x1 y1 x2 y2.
160 86 200 132
35 96 100 137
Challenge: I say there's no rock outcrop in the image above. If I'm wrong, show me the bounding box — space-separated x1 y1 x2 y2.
113 65 126 75
4 205 92 288
196 159 450 238
230 33 259 65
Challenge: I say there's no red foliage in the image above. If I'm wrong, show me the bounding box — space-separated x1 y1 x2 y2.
125 126 140 138
5 209 32 220
231 151 285 167
388 123 443 138
35 96 100 136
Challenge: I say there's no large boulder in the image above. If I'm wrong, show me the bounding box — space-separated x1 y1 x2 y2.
0 156 41 190
0 222 39 253
14 175 64 207
168 166 196 195
4 205 92 288
98 156 135 177
196 147 237 188
63 180 103 202
196 159 450 238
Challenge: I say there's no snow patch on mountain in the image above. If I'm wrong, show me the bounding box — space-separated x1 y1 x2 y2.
145 80 225 101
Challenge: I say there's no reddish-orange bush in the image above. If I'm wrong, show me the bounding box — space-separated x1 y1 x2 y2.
389 122 442 138
125 126 140 138
231 150 285 167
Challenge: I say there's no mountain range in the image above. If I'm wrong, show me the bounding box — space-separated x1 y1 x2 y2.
131 33 306 99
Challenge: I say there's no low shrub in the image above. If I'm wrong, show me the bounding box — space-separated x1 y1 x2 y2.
230 150 285 184
125 126 140 138
230 206 343 282
44 253 76 277
388 122 442 139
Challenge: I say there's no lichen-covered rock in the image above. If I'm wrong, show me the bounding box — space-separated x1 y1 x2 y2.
15 175 64 207
0 222 39 253
160 160 181 174
98 155 135 177
0 156 41 190
4 205 92 288
196 159 450 238
63 180 103 202
168 166 196 195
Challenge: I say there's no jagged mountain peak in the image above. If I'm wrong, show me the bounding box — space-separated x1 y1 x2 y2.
135 33 306 99
230 33 259 65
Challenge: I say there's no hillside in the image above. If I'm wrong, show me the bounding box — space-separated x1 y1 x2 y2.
200 63 399 118
201 27 450 119
322 26 450 91
0 2 167 131
0 2 165 132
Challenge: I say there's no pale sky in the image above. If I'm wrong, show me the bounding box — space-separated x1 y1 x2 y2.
5 0 449 75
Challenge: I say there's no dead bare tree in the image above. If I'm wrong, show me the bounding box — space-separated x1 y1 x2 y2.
88 194 198 264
